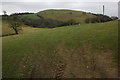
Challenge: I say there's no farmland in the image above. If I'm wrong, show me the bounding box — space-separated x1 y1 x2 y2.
2 20 118 78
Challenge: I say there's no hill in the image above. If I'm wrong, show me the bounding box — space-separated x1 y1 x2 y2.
20 9 96 23
36 9 96 23
8 9 97 28
2 20 118 78
4 9 113 28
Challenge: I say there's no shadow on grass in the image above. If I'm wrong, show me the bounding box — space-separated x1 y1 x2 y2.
0 34 17 37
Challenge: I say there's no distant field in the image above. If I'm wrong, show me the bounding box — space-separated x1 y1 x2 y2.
19 9 96 24
2 20 118 78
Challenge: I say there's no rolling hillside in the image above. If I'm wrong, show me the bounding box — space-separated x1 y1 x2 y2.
19 9 96 24
1 9 96 35
2 20 118 78
8 9 112 28
37 9 96 23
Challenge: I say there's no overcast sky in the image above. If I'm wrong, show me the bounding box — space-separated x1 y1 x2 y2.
0 0 120 17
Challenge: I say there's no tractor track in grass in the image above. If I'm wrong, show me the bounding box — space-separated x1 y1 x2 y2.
18 45 118 78
30 65 37 79
55 61 66 80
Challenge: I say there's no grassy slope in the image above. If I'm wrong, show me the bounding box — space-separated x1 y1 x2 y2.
20 9 96 24
2 20 40 36
2 21 118 78
2 20 15 36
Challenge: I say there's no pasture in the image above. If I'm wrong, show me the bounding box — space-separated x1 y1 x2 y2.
2 20 118 78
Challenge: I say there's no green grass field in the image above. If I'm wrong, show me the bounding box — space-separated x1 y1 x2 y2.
1 20 43 36
2 20 118 78
2 20 15 36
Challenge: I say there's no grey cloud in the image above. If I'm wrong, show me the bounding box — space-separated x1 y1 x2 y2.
1 0 120 2
1 2 119 17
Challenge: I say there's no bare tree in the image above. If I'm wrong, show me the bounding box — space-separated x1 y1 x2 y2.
9 22 22 34
3 11 7 15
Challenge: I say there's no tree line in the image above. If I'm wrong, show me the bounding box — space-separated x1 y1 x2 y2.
2 13 79 28
2 12 118 28
85 14 118 23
